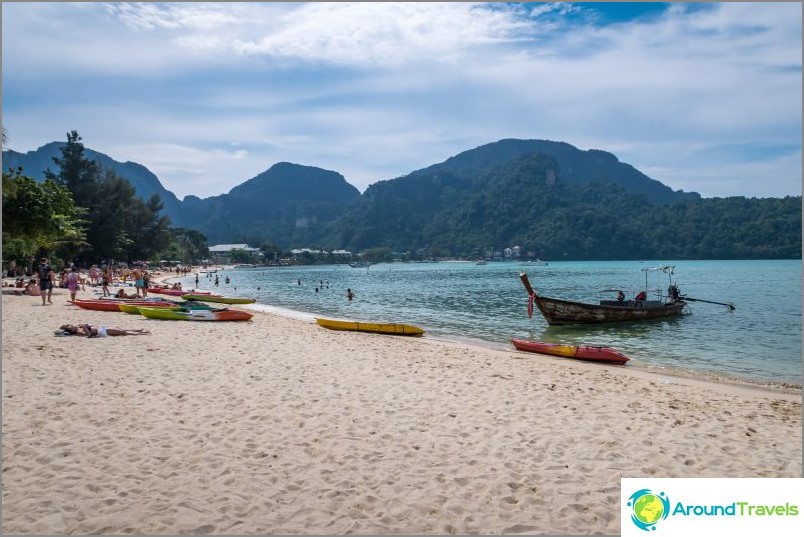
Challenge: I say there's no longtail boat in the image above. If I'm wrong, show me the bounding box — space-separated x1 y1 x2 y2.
520 266 687 326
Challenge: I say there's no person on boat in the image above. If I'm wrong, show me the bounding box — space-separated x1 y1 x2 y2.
57 324 151 337
617 290 625 302
668 284 681 301
634 290 647 302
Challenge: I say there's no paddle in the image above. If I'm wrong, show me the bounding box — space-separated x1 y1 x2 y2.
520 273 536 318
682 296 736 310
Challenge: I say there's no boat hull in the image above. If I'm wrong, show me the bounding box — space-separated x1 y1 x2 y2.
534 295 685 326
72 298 177 312
315 317 424 336
118 302 212 314
138 307 253 321
181 294 256 304
511 339 630 365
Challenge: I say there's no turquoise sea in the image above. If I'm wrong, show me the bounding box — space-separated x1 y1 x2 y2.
175 260 802 387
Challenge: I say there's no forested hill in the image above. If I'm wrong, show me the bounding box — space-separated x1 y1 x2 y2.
407 138 701 205
326 152 801 260
3 138 800 260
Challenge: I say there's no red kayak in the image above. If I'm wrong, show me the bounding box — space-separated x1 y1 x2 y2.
511 339 630 365
71 298 179 312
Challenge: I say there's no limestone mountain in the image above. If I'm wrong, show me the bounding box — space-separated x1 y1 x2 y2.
181 162 362 245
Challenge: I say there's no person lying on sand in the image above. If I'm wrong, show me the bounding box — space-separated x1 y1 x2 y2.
55 324 151 338
114 289 139 299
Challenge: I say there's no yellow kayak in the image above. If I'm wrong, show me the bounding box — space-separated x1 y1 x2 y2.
315 317 424 336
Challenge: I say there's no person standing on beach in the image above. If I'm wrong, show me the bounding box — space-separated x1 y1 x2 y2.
36 258 54 305
66 267 82 301
101 267 112 297
132 267 144 298
142 270 150 298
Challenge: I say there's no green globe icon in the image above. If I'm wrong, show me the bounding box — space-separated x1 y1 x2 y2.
633 494 664 525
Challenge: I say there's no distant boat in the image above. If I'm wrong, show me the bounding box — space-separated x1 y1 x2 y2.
520 259 548 266
315 317 424 336
475 260 487 265
349 262 372 268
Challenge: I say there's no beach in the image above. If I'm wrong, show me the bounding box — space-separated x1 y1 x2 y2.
1 283 801 535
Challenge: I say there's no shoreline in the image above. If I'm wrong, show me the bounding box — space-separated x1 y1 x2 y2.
163 270 803 395
3 279 801 534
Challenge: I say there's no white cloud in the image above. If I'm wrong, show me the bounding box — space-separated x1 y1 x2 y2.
2 2 800 199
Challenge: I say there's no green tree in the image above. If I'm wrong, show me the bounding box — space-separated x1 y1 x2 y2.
228 248 255 264
43 132 175 264
44 130 100 209
163 228 209 264
2 169 87 266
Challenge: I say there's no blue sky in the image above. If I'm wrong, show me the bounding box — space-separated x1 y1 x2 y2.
2 2 801 200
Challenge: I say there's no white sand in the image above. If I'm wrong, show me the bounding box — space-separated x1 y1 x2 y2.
2 285 801 535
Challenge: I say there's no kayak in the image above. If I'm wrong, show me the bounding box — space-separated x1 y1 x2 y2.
181 294 256 304
71 297 177 312
315 317 424 336
148 288 217 297
138 306 253 321
118 302 212 314
511 339 630 365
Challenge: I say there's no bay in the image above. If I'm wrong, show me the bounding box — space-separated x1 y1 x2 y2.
178 259 802 387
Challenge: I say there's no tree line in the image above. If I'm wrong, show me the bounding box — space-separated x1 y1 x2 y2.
2 131 209 274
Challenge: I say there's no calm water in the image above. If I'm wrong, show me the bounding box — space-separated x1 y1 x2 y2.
177 260 802 386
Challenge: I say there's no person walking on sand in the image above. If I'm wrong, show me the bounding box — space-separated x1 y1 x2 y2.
36 258 54 305
66 267 82 301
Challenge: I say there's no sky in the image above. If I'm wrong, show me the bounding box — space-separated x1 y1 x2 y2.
1 2 801 200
